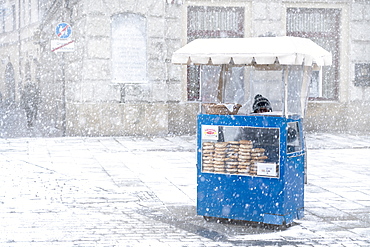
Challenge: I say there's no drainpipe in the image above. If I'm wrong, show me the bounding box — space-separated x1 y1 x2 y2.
18 0 22 100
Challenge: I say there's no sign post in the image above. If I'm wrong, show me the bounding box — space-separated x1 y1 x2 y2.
51 40 75 52
51 22 74 53
55 22 72 39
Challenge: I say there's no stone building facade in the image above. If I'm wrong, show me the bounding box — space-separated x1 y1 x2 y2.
0 0 369 136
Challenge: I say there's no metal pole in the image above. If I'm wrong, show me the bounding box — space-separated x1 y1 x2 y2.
217 64 227 103
284 66 289 118
301 66 311 117
61 0 69 136
61 53 66 136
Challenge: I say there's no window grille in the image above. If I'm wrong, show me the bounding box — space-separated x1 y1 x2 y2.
187 6 244 101
287 8 340 100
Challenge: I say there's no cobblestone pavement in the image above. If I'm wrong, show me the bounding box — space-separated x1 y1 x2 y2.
0 133 370 246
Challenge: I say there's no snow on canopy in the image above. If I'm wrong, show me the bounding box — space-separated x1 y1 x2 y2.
172 36 332 66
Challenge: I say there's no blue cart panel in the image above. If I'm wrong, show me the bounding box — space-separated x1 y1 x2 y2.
197 114 305 225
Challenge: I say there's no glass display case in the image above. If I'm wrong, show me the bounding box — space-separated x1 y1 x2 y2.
200 125 280 178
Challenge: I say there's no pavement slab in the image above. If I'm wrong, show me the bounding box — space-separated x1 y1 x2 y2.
0 133 370 246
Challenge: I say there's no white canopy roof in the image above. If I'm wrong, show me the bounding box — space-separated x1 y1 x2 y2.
171 36 332 66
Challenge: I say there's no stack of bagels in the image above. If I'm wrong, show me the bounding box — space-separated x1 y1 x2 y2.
201 140 267 176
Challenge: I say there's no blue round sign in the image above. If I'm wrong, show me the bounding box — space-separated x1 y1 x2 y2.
55 22 72 39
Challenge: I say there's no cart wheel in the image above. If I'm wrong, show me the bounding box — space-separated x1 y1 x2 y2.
284 222 293 228
203 216 217 222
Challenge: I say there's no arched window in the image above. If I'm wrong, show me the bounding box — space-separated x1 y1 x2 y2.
25 61 31 82
5 62 16 103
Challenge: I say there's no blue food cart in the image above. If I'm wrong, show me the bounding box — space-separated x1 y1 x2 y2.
172 37 332 225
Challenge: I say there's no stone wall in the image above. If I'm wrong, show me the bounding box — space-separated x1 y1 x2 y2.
0 0 369 136
304 0 370 133
63 0 187 136
64 0 370 136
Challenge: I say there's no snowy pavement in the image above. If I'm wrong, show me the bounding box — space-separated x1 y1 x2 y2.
0 133 370 246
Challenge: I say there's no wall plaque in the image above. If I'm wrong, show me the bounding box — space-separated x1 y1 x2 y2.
111 13 147 83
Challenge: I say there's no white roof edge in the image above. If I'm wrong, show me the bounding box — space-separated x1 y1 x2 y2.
171 37 332 66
